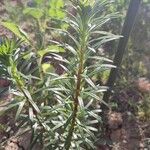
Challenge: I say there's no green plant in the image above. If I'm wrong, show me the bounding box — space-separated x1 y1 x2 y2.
138 94 150 121
0 0 120 149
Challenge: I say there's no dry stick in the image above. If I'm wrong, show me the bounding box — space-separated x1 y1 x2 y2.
102 0 142 108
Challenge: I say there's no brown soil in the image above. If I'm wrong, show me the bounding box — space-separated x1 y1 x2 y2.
98 111 150 150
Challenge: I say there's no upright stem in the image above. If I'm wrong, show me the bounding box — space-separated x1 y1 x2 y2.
65 51 84 150
64 5 88 148
13 66 48 131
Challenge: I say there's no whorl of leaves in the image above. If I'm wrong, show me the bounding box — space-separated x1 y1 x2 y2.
0 0 120 149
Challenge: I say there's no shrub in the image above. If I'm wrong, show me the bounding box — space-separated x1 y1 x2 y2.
0 0 120 149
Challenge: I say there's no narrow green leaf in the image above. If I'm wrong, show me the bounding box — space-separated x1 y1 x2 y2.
64 113 73 130
23 89 40 113
15 100 26 120
1 21 30 43
88 56 113 63
29 107 34 122
38 45 65 57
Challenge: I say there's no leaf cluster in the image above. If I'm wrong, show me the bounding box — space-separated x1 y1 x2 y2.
0 0 120 149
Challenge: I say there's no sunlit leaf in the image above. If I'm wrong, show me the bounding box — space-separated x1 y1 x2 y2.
42 63 54 73
23 8 44 19
15 100 26 120
38 45 65 57
49 0 65 19
1 22 29 43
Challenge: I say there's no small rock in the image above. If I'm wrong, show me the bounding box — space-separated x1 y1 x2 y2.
108 112 123 130
5 139 19 150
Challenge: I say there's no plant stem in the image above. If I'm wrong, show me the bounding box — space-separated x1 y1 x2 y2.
65 45 84 149
12 66 47 131
64 4 88 148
